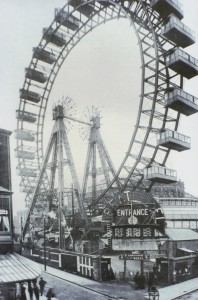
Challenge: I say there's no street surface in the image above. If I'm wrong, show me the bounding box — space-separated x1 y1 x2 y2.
40 272 148 300
24 271 149 300
176 290 198 300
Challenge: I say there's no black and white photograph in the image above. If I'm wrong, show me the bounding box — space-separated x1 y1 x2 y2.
0 0 198 299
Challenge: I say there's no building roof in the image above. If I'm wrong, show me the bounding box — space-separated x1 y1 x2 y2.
165 228 198 241
0 129 12 136
0 186 12 194
0 253 41 283
163 207 198 220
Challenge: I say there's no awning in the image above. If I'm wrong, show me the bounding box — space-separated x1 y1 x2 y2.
0 186 12 194
112 239 162 251
178 247 195 253
0 253 41 283
165 228 198 241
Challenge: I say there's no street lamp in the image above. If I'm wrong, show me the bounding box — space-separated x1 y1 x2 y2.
71 185 75 252
43 214 47 271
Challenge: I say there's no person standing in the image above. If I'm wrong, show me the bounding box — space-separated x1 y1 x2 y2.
39 277 47 296
139 273 146 289
134 272 140 289
21 284 27 300
27 281 33 300
147 271 155 292
33 283 40 300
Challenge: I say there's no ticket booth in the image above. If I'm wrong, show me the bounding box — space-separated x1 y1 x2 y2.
156 257 168 282
101 257 112 281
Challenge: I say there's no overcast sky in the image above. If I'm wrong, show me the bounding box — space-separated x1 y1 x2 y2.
0 0 198 213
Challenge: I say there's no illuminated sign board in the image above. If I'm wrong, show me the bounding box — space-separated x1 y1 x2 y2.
112 225 166 239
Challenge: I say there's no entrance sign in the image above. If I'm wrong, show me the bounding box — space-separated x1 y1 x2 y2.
116 208 149 217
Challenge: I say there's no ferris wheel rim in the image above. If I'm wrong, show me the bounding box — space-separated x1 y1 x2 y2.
16 0 184 207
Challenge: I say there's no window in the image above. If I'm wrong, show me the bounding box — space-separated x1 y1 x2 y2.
183 221 189 228
166 221 174 227
175 221 182 228
0 215 10 232
166 169 171 176
0 198 9 210
190 221 196 229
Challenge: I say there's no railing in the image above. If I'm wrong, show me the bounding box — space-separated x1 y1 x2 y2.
166 48 198 67
162 15 195 39
159 130 190 144
165 88 198 106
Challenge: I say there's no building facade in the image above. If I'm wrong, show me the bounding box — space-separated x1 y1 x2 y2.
0 129 12 190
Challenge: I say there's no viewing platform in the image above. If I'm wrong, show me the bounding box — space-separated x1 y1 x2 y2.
55 9 79 31
165 88 198 115
33 47 57 64
17 168 37 177
16 110 37 123
25 67 48 83
14 129 35 142
151 0 183 20
166 48 198 79
43 28 67 47
20 186 34 193
144 166 177 183
69 0 95 17
98 1 113 7
158 129 191 152
20 89 41 103
15 147 35 160
161 15 195 48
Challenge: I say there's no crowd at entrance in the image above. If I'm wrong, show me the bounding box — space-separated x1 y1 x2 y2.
134 270 157 292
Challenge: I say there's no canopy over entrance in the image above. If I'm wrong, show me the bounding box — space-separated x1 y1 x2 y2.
0 253 41 283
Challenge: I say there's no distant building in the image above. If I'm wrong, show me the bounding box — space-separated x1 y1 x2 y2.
13 209 27 235
0 129 12 190
0 129 14 245
151 180 185 198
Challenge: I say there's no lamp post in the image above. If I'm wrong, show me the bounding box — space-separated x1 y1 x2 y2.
71 185 75 252
43 215 47 271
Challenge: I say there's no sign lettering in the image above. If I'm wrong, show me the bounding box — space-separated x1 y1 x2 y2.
0 210 8 215
113 225 166 239
116 208 148 217
119 253 150 260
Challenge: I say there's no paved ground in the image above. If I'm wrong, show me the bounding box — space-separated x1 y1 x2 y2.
159 278 198 300
176 290 198 300
23 261 198 300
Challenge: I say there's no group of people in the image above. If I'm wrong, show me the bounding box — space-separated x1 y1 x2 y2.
20 277 56 300
134 270 157 292
134 272 146 289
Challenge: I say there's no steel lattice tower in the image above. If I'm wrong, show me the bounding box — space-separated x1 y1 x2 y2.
81 114 121 212
22 103 88 249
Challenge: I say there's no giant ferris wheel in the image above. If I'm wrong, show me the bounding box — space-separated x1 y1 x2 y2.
15 0 198 237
